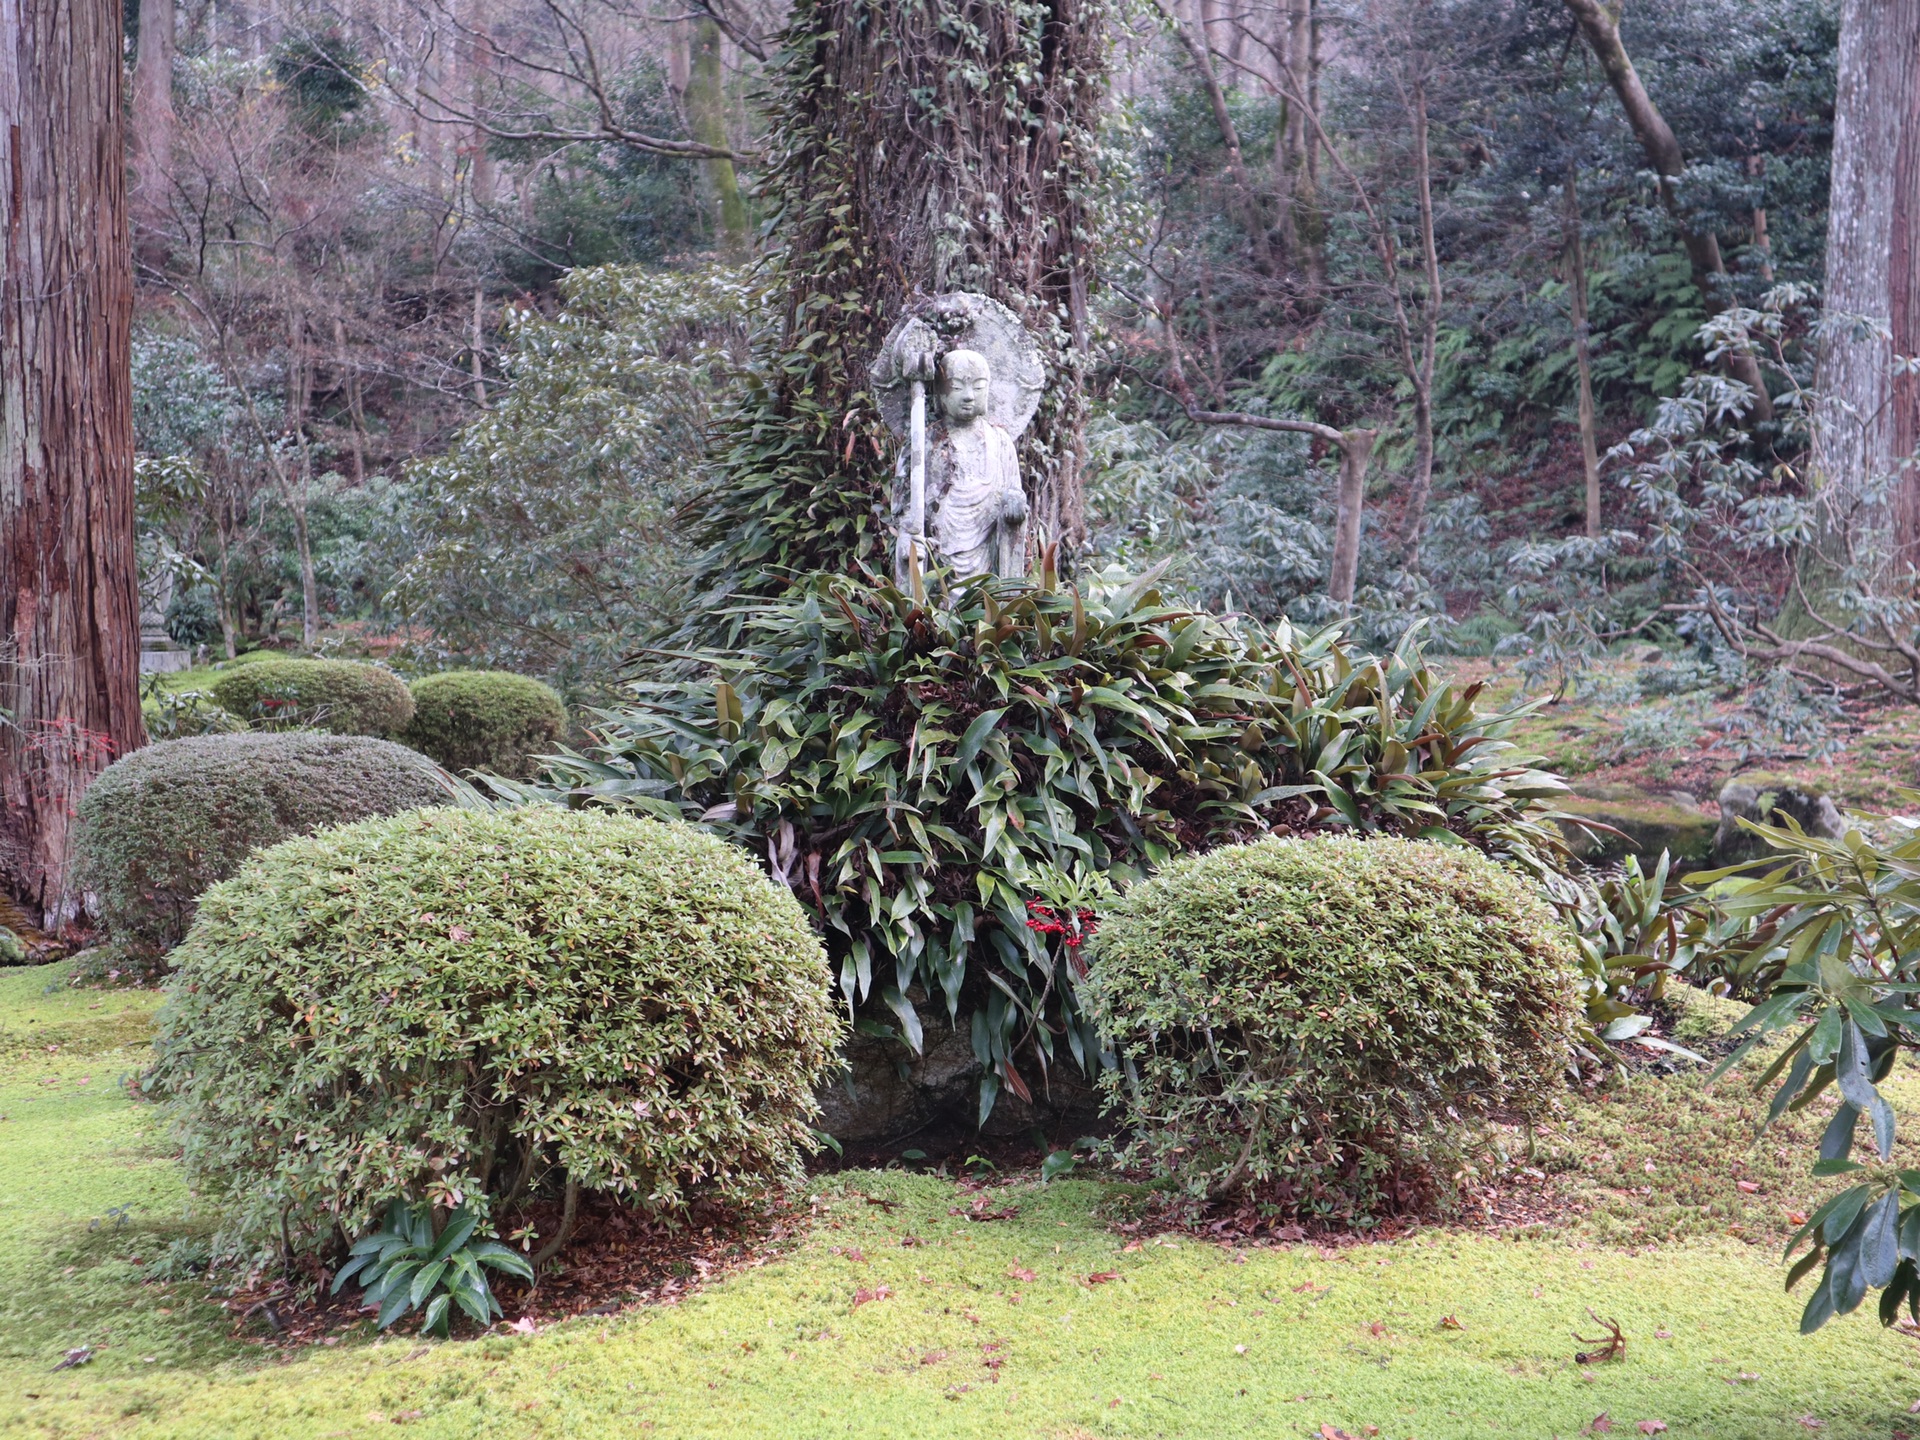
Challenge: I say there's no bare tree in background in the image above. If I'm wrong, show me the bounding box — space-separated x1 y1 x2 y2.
1 0 146 925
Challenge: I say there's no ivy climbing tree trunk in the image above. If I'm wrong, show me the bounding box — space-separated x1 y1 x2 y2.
696 0 1112 595
0 0 146 924
1816 0 1920 575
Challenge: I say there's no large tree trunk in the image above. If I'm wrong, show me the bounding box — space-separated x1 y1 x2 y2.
1816 0 1920 575
696 0 1110 590
0 0 146 924
1562 0 1774 423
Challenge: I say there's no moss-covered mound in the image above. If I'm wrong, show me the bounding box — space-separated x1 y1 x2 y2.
73 731 458 957
1086 836 1578 1222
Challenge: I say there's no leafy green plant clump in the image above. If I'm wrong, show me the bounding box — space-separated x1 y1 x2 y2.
522 568 1574 1122
73 732 459 958
332 1199 532 1336
150 807 842 1257
402 670 566 778
207 656 414 736
1086 836 1579 1221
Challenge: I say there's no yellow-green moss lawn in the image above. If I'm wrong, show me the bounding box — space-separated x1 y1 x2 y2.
4 960 1919 1439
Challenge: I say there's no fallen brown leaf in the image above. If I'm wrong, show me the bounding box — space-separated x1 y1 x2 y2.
1637 1423 1667 1436
1086 1271 1121 1286
1008 1267 1037 1282
1582 1417 1613 1436
1439 1314 1464 1331
851 1286 891 1308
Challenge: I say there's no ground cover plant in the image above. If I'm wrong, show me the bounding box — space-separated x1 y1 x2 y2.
71 732 460 959
518 567 1577 1124
1088 836 1578 1223
150 807 842 1259
6 960 1920 1439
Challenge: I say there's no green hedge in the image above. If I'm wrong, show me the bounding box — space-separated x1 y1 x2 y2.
74 732 458 957
1086 836 1577 1222
207 657 414 736
150 807 842 1255
402 670 566 778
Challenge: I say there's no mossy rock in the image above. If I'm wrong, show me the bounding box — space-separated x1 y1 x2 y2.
1556 788 1716 865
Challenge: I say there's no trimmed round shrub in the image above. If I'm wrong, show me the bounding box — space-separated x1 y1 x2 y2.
402 670 566 778
150 807 842 1254
206 656 414 736
74 732 458 957
1085 836 1577 1223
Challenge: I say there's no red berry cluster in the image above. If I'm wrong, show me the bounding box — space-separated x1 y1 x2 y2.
1024 899 1099 975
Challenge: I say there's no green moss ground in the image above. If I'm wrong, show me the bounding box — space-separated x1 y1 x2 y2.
4 962 1920 1439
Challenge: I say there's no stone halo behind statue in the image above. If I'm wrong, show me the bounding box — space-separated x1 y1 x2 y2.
871 292 1045 441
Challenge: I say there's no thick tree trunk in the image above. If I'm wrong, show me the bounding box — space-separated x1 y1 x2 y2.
1562 0 1774 423
700 0 1110 587
0 0 146 924
686 18 748 252
130 0 176 265
1816 0 1920 576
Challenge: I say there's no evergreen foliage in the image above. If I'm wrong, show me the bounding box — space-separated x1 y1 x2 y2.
206 656 414 736
388 265 754 693
1086 836 1579 1221
513 567 1575 1121
150 807 842 1256
73 732 458 957
402 671 566 779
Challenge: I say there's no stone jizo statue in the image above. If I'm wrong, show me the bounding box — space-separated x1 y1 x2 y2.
871 293 1046 590
903 349 1028 582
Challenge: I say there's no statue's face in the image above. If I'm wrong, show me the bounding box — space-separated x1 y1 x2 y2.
940 352 991 423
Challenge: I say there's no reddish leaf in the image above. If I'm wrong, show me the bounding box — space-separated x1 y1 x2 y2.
1008 1267 1036 1282
852 1286 892 1308
1085 1271 1120 1286
1581 1416 1612 1436
1637 1423 1667 1436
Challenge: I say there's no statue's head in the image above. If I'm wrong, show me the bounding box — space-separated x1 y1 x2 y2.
939 350 991 424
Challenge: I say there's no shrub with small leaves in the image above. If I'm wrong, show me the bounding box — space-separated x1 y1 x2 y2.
207 656 414 736
73 731 460 957
150 806 841 1258
402 670 566 778
1085 836 1579 1222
